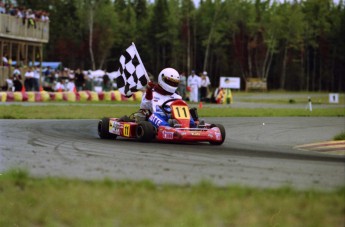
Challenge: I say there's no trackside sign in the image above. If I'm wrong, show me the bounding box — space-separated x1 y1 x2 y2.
219 77 240 89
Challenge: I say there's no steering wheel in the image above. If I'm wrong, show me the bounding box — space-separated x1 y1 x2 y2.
160 98 180 114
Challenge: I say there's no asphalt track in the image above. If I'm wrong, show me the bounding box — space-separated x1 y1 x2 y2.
0 117 344 191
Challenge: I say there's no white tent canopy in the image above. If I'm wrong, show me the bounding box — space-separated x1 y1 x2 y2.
84 69 118 80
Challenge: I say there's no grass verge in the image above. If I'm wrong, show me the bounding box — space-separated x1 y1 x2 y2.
334 131 345 140
0 169 344 226
0 105 344 119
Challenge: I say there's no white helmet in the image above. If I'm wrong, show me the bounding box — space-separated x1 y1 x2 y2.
158 68 180 93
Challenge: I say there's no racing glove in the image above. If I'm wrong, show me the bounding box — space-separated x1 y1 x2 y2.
144 81 156 100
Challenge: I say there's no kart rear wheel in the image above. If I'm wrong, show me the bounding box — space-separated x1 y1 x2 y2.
98 117 117 139
209 124 226 145
136 121 155 142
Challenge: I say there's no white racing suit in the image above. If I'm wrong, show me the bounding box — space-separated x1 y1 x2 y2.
140 89 196 128
187 75 201 102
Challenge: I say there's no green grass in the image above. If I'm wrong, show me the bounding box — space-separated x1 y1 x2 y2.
1 94 344 226
0 169 344 227
232 91 345 105
334 131 345 140
199 107 344 117
0 105 344 119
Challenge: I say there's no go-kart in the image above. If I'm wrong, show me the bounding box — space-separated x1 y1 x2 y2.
98 99 226 145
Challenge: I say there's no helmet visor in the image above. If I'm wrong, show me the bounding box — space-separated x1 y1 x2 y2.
163 76 179 87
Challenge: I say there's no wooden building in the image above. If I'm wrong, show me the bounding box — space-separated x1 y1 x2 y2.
0 13 49 89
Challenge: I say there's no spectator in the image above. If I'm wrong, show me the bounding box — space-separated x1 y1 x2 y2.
12 66 23 91
68 69 74 80
84 71 94 91
44 66 54 84
33 66 40 91
41 11 49 22
74 68 85 91
187 70 201 102
12 65 21 75
2 54 9 66
26 9 36 28
54 78 65 92
13 74 23 91
200 71 211 102
0 1 5 14
8 4 16 16
5 78 13 91
65 79 75 92
102 73 111 91
16 6 24 19
24 67 34 91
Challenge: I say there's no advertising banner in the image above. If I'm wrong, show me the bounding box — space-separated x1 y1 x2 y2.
220 77 240 89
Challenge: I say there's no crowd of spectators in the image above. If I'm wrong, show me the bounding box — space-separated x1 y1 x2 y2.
3 65 116 93
0 0 49 27
43 67 115 93
4 65 222 104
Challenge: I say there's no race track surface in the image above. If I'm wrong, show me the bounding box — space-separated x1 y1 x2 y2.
0 118 344 191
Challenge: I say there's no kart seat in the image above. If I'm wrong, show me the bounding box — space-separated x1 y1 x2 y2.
118 115 135 122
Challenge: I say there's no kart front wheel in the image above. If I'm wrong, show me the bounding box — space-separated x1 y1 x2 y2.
136 121 155 142
98 117 117 139
209 124 226 145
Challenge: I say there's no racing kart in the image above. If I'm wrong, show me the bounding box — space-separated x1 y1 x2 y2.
98 99 226 145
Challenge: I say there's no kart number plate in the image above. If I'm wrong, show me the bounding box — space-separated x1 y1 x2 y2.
172 105 190 120
123 124 130 137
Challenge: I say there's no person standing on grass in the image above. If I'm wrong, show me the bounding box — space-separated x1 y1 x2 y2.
187 70 201 102
200 71 211 102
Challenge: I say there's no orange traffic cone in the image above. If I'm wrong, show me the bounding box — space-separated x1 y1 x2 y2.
21 86 26 93
198 101 203 109
39 85 44 91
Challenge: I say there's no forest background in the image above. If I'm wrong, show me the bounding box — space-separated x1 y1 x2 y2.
16 0 345 91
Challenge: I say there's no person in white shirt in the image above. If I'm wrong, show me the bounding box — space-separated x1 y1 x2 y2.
65 80 76 92
2 55 9 66
200 71 211 101
0 2 6 14
187 70 201 102
41 11 49 22
33 66 40 91
26 9 36 28
12 66 21 76
54 79 65 92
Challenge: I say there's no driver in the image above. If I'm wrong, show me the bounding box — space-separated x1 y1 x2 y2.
139 67 198 128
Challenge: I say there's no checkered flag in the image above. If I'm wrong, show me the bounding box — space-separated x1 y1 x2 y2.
115 43 150 97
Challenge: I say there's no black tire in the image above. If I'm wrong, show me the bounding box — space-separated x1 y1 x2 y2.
209 124 226 145
98 117 117 139
136 121 155 142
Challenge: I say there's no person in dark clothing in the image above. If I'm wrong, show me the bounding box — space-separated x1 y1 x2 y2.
13 74 23 91
74 68 85 91
102 73 111 91
24 67 34 91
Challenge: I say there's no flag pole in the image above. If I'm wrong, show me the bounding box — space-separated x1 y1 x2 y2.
131 42 150 82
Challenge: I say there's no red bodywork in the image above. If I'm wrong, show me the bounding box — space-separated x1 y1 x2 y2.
108 100 224 144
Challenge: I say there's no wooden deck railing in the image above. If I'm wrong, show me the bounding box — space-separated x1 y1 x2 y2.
0 14 49 43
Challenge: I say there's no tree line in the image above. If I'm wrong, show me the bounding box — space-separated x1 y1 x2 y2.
17 0 345 91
